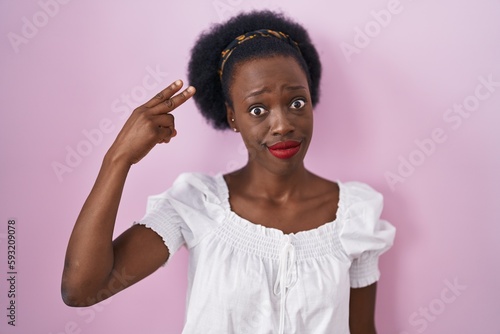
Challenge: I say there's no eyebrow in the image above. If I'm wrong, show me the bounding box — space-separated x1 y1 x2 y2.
243 85 307 101
244 88 271 100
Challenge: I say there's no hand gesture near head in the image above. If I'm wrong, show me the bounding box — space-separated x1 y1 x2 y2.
107 80 196 165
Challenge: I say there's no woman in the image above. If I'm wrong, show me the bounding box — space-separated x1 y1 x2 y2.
62 10 395 334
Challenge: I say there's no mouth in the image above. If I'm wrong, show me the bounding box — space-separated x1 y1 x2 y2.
267 140 301 159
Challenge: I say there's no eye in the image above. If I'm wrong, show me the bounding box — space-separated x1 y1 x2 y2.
290 99 306 109
249 106 267 117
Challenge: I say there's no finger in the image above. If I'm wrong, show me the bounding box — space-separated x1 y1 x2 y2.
160 127 177 143
153 113 175 128
156 126 174 144
149 85 196 116
144 80 183 108
155 115 176 142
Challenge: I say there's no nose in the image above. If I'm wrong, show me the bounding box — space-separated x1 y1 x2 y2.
270 107 295 136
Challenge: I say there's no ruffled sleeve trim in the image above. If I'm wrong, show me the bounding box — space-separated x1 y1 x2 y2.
134 193 185 265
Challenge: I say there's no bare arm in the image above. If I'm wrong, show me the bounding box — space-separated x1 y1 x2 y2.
61 80 195 306
349 282 378 334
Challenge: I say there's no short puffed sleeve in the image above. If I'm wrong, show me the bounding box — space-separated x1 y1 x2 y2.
338 181 396 288
134 173 225 263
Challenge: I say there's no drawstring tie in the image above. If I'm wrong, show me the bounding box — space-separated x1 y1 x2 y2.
273 235 296 334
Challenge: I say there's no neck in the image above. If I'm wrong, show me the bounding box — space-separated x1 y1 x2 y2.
231 163 310 203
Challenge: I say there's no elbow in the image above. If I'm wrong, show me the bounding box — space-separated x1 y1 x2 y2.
61 274 101 307
61 270 82 306
61 288 81 307
61 282 94 307
61 273 118 307
61 260 103 307
61 284 102 307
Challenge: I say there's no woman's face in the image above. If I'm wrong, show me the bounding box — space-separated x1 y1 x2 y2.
226 55 313 174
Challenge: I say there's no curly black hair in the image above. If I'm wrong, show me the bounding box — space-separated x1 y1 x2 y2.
187 10 322 130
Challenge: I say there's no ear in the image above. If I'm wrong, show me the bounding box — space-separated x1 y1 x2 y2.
225 102 237 131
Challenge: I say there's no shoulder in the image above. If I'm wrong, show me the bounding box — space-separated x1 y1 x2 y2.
165 172 226 206
339 181 384 207
146 172 222 205
338 181 395 260
304 172 383 205
171 172 220 190
306 172 339 199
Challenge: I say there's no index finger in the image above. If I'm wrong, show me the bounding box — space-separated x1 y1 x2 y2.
143 80 184 108
149 85 196 115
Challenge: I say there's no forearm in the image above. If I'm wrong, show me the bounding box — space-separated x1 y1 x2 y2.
62 152 131 304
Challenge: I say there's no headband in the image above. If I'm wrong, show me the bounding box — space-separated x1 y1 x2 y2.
218 29 301 80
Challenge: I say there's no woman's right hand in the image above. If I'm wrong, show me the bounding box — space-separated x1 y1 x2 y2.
107 80 196 165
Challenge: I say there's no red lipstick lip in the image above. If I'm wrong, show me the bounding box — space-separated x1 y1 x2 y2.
268 140 301 150
267 140 301 159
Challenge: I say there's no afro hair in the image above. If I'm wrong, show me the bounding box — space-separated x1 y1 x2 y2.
187 10 322 130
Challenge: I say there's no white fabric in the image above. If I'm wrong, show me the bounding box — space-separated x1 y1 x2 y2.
135 172 396 334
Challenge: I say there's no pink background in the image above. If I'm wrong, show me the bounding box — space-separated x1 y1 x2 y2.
1 0 499 333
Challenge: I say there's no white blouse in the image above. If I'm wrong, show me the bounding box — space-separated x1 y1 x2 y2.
136 172 395 334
